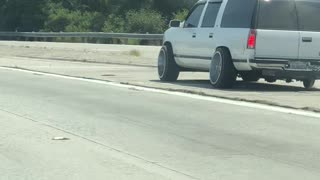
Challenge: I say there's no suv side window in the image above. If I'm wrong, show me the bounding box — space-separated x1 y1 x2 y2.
184 4 205 28
296 0 320 32
257 0 298 31
221 0 256 28
201 2 221 28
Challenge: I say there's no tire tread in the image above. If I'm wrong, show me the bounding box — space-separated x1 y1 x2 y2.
159 45 180 81
210 48 236 89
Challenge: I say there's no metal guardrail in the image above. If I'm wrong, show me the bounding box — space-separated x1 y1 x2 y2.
0 32 164 40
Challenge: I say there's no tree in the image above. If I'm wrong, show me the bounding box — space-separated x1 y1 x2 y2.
0 0 198 33
152 0 196 19
102 14 125 33
0 0 46 31
173 9 189 21
108 0 153 14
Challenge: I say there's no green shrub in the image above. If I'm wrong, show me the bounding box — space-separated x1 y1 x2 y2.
102 14 125 33
173 9 189 21
43 7 104 32
129 49 141 57
125 9 166 34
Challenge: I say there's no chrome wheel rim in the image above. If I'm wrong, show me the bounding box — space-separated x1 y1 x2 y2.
210 52 223 84
158 49 166 78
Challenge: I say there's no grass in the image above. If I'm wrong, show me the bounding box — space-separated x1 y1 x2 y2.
129 49 141 57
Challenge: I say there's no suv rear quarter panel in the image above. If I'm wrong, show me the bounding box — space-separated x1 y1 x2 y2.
215 28 254 71
213 0 256 71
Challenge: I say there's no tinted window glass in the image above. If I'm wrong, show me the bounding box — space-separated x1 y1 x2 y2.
257 0 298 30
201 3 221 28
296 0 320 32
184 4 205 28
221 0 256 28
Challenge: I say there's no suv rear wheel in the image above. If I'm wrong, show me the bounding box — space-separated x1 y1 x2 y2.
303 79 315 89
240 71 261 82
158 44 180 81
210 48 237 89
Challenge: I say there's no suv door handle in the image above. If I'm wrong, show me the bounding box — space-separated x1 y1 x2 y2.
192 33 196 38
302 37 312 42
209 33 213 38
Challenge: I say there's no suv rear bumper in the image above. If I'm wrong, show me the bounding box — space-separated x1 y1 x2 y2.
249 58 320 79
260 69 320 79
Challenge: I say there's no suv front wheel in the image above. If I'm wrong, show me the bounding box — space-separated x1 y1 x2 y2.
210 48 237 89
158 45 180 81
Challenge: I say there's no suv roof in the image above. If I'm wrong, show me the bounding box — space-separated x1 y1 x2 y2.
197 0 223 3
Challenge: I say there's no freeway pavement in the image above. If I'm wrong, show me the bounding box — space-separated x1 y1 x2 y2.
1 41 320 111
0 56 320 112
1 68 320 180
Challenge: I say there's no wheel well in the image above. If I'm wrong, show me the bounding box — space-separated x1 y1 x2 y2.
163 41 172 49
215 46 236 67
216 46 231 57
162 41 185 70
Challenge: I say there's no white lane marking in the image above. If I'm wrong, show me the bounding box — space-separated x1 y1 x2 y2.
1 66 320 119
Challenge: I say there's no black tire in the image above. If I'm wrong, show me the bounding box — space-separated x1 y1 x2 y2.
303 79 315 89
265 77 277 83
158 44 180 82
209 48 237 89
240 71 260 82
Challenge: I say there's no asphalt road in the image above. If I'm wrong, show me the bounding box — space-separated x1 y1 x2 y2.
1 68 320 180
1 55 320 112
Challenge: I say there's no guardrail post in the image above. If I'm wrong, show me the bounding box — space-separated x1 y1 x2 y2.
82 37 88 43
122 38 128 45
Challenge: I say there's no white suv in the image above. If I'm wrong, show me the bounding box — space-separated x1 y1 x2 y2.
158 0 320 89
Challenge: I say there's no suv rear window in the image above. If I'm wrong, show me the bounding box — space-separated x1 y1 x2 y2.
221 0 256 28
257 0 298 31
296 0 320 32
